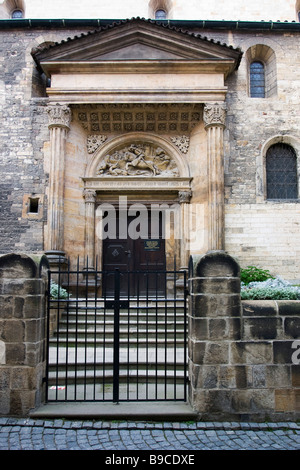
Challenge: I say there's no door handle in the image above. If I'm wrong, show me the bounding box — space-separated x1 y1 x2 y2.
124 250 131 256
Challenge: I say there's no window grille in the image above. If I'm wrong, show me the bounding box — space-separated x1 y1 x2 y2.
266 143 298 200
250 61 265 98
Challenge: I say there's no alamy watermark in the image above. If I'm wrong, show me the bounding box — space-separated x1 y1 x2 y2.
95 196 205 250
291 340 300 365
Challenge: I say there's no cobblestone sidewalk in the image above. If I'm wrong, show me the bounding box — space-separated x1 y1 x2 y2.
0 418 299 451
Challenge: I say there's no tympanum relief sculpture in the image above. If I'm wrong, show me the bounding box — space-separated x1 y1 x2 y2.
96 143 179 177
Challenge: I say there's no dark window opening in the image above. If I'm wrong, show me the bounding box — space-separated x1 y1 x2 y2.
266 143 298 200
250 61 265 98
28 197 39 214
155 9 167 19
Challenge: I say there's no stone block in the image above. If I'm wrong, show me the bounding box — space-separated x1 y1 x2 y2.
0 296 14 318
5 343 26 365
275 389 296 412
0 320 25 342
190 277 240 294
209 317 241 341
277 301 300 316
191 341 230 365
231 341 273 364
189 317 208 340
190 293 241 318
273 340 295 364
190 251 240 278
266 365 291 388
284 317 300 339
291 366 300 387
243 317 282 340
0 253 38 279
1 279 44 296
242 300 277 317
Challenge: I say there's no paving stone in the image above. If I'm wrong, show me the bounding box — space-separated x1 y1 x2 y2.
0 418 299 450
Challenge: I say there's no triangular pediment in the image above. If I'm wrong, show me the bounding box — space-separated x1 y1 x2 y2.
32 17 242 73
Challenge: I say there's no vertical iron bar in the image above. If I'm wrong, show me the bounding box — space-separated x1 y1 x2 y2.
183 270 187 402
84 256 89 400
127 270 130 400
102 269 106 400
65 258 70 401
155 270 158 400
146 266 149 400
174 257 177 400
45 269 51 402
136 271 140 400
164 269 167 399
93 257 98 400
113 268 120 403
74 256 79 401
56 259 61 401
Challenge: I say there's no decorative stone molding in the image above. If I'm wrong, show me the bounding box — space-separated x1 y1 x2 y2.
87 135 108 154
73 104 202 134
96 143 179 177
170 135 190 154
47 103 71 129
178 190 192 204
203 102 227 128
83 189 97 204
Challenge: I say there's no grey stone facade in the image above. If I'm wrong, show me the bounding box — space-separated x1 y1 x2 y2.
1 20 300 279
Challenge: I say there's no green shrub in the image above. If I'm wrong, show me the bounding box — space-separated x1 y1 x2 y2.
240 265 274 285
50 281 69 300
241 286 300 300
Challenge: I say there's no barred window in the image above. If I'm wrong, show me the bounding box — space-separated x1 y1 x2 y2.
250 61 265 98
266 143 298 200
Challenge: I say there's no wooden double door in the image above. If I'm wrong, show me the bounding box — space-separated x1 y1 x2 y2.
102 211 166 296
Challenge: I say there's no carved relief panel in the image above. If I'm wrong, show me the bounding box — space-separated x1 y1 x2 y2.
96 143 179 177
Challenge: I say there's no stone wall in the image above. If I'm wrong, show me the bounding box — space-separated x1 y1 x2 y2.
0 253 48 417
189 251 300 422
0 24 300 279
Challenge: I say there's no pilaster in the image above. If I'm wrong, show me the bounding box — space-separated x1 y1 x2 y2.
83 189 97 265
203 102 227 251
45 103 71 262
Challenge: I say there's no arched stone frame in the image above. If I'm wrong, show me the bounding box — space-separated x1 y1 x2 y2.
245 44 277 98
148 0 173 19
83 132 192 270
256 134 300 202
296 0 300 21
1 0 25 18
85 132 190 179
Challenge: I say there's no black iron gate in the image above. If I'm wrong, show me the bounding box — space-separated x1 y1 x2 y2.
46 260 188 402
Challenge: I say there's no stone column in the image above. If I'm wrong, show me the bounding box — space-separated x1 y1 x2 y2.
83 189 96 266
178 190 192 270
203 103 227 251
45 103 71 264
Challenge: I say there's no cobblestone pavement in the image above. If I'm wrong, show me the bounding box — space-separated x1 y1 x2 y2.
0 418 299 452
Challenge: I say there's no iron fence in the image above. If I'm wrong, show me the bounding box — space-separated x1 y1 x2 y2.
46 259 188 402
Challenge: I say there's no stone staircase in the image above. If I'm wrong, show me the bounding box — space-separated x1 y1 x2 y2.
47 299 188 401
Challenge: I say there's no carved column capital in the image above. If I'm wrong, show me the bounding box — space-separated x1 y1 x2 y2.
83 189 97 204
178 191 192 204
203 102 227 129
47 103 71 130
